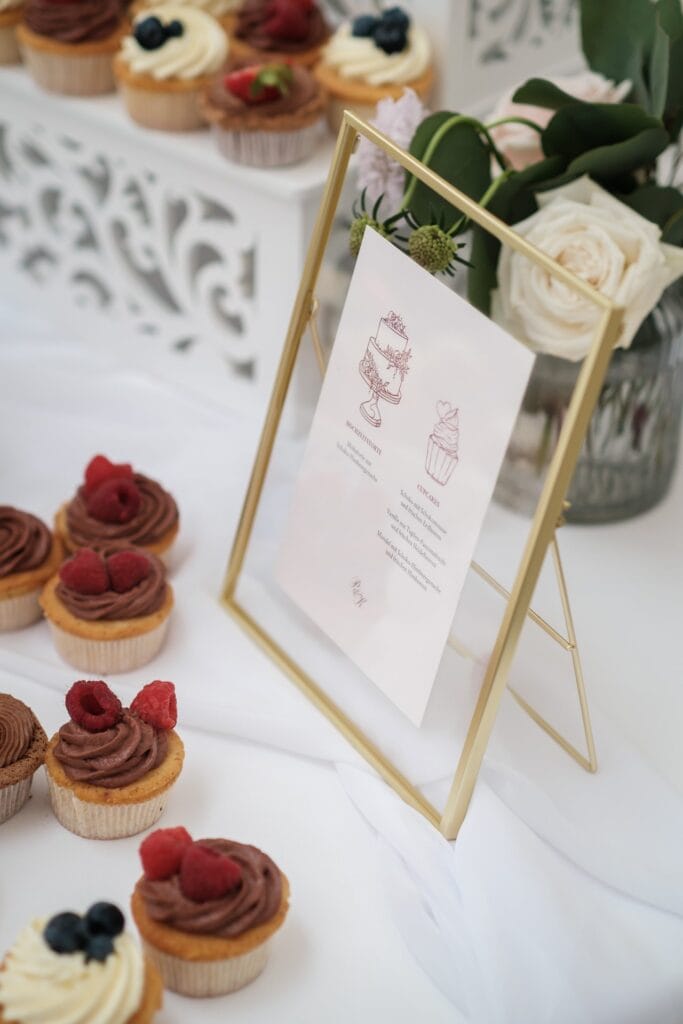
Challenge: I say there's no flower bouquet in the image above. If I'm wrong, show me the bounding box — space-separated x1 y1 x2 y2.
350 0 683 522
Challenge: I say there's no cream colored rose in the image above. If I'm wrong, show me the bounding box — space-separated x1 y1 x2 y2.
491 176 683 361
489 72 631 171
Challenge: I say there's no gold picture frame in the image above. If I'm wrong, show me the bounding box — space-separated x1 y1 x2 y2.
222 111 623 840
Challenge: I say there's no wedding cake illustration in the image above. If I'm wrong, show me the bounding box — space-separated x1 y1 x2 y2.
425 401 460 485
358 311 411 428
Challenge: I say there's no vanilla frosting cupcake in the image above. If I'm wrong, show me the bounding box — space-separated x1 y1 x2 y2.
315 7 433 131
0 0 22 65
0 903 162 1023
114 5 228 130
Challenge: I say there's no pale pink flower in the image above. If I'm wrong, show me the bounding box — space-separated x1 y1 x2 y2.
356 88 428 217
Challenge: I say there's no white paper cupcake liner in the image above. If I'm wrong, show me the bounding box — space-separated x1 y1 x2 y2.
46 771 171 839
0 22 21 65
0 587 43 631
211 120 323 167
141 939 269 997
119 82 205 131
425 437 458 486
0 776 33 825
20 46 116 95
47 617 169 674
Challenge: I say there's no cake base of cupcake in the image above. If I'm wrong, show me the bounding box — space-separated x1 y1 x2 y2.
16 24 124 96
0 776 32 825
114 57 214 131
0 710 47 824
0 536 62 632
44 729 184 839
314 64 434 133
0 9 21 66
128 958 164 1024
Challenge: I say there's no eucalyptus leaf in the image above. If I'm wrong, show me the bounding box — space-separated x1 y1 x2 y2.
407 113 491 228
656 0 683 37
581 0 655 107
621 183 683 228
542 102 665 161
512 78 585 112
662 206 683 243
565 127 670 180
649 19 670 118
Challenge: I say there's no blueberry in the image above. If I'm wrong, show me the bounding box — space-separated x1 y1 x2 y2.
166 19 184 38
134 16 167 51
85 934 114 964
381 6 410 31
85 903 125 939
44 912 88 955
373 22 407 54
352 14 378 37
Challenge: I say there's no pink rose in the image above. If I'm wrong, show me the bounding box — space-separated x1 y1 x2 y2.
489 72 632 171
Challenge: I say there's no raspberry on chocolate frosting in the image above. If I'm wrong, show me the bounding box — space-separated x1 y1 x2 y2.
56 546 167 621
0 506 51 578
23 0 123 43
236 0 329 54
66 473 178 550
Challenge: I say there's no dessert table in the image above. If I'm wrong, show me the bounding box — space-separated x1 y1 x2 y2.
1 301 682 1024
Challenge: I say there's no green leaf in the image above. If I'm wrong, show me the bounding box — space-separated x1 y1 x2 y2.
542 102 665 161
620 183 683 228
649 19 670 118
581 0 655 107
407 113 491 228
512 78 587 112
656 0 683 37
662 207 683 244
565 127 670 180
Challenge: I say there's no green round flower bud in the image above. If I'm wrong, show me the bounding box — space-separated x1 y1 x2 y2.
408 224 456 274
349 215 387 258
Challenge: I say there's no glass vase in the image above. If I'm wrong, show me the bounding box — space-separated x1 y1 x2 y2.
494 282 683 523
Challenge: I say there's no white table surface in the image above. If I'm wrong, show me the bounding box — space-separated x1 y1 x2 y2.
1 305 682 1024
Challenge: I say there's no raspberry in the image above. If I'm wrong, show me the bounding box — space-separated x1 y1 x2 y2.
66 680 122 732
84 455 134 497
86 478 141 524
179 843 242 902
59 548 109 595
107 551 151 593
140 827 193 880
130 680 177 730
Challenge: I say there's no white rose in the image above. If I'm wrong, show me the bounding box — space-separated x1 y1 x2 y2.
489 72 631 171
491 176 683 361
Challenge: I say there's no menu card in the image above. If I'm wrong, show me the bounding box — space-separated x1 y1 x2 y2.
277 229 534 726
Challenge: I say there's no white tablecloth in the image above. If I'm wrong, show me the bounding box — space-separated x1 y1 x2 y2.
1 305 682 1024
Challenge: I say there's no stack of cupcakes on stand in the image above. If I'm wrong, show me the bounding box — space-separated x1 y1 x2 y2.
315 5 433 130
0 505 61 631
0 693 47 825
0 0 23 65
18 0 127 94
44 678 184 838
230 0 329 68
0 902 163 1023
114 4 228 130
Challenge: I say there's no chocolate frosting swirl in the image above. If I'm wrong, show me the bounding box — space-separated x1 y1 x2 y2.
0 694 34 770
54 710 168 787
56 547 166 621
0 506 51 579
23 0 122 43
66 473 178 550
206 63 319 117
141 839 282 936
235 0 329 53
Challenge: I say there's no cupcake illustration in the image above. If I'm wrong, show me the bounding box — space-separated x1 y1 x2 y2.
425 401 459 486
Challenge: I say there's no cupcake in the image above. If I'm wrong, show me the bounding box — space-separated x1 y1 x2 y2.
17 0 126 95
425 401 459 486
315 7 433 131
0 694 47 825
44 679 184 839
0 506 62 631
56 455 179 559
133 0 239 33
0 0 22 65
40 545 173 674
131 827 289 996
0 902 163 1023
114 6 228 131
231 0 329 69
201 61 326 166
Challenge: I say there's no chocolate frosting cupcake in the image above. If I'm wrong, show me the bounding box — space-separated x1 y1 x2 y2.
23 0 122 43
66 473 178 551
54 710 168 788
203 63 325 129
0 507 51 578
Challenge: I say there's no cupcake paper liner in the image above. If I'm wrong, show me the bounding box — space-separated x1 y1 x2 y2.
425 437 458 486
47 617 169 674
119 82 206 131
141 939 270 997
19 45 116 95
211 120 323 167
0 22 21 66
46 772 171 839
0 776 33 825
0 587 43 632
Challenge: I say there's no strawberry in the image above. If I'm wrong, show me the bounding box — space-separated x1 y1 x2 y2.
107 550 151 593
224 63 294 104
59 548 110 595
86 478 141 524
179 843 242 902
140 827 193 880
83 455 134 497
131 680 177 730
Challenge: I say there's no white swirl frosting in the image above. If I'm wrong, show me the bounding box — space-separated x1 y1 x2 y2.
0 919 144 1024
0 0 22 12
121 5 228 80
138 0 239 16
322 22 431 86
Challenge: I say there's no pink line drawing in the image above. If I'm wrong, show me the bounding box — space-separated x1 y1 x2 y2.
358 311 411 428
425 401 460 485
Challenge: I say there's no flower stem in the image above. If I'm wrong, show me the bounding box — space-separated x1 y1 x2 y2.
485 116 545 134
